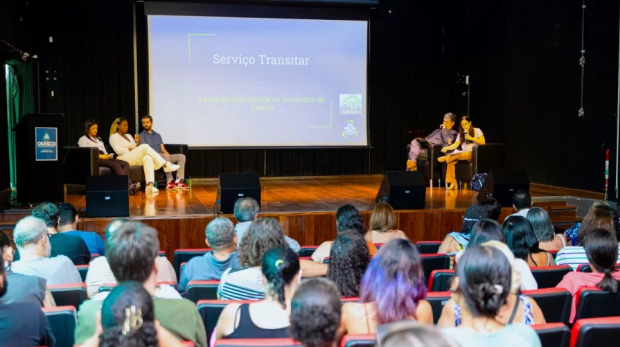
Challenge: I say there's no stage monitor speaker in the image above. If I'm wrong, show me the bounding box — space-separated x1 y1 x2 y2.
376 171 426 210
477 170 529 207
218 173 261 214
86 176 129 218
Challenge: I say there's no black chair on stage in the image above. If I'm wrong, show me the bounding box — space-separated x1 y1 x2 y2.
443 143 505 188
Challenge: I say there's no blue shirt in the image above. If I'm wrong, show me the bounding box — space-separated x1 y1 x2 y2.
178 251 239 297
139 129 165 154
64 231 106 256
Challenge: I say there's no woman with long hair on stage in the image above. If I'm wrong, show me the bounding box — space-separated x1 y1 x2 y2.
108 117 179 193
437 115 485 190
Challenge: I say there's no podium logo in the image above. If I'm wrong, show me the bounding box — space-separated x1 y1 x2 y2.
339 94 362 115
342 120 359 139
37 133 56 147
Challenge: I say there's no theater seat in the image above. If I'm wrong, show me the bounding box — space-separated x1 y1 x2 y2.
576 264 620 273
530 266 572 288
373 243 384 249
548 250 558 261
76 265 89 282
198 300 255 346
570 317 620 347
340 297 360 303
48 283 88 310
574 287 620 321
215 339 301 347
428 269 454 292
299 246 318 257
187 280 220 304
173 248 213 278
532 323 570 347
522 288 572 325
416 241 442 254
43 306 77 347
98 282 117 293
420 254 450 286
426 291 451 324
340 334 375 347
323 257 330 264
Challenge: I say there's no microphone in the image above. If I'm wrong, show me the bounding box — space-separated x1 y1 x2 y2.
463 129 469 144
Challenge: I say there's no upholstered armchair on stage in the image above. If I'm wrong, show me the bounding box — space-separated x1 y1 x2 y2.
63 144 188 186
447 143 505 188
406 143 444 186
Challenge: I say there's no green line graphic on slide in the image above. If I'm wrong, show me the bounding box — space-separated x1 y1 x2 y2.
308 101 333 128
188 34 216 62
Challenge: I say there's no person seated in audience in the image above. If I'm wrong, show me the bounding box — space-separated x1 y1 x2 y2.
290 278 342 347
80 282 186 347
327 231 370 298
438 205 487 255
479 198 502 221
439 241 543 328
215 247 301 341
0 231 55 307
556 229 620 323
340 239 433 338
0 255 56 347
86 218 177 299
75 222 207 347
58 202 106 256
17 202 91 265
365 202 408 244
441 245 542 347
178 217 239 297
219 218 327 300
379 322 459 347
526 207 566 251
11 216 82 285
312 205 377 262
564 201 611 245
555 205 620 270
504 216 555 267
504 190 532 221
234 197 301 253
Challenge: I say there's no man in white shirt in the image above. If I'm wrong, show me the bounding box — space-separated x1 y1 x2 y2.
11 216 82 285
504 190 533 221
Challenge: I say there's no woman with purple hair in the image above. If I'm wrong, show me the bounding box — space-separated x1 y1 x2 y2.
338 239 432 338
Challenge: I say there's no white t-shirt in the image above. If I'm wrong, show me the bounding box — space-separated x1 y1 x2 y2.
458 128 484 152
78 135 108 155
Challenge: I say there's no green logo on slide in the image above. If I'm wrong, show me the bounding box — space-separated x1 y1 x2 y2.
339 94 362 115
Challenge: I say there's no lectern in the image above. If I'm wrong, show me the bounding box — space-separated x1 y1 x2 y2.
13 113 65 204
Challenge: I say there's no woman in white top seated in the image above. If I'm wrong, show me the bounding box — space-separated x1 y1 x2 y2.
108 117 179 193
78 119 140 195
438 115 485 190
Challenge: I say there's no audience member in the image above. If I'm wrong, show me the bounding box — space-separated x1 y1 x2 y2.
290 278 342 347
215 247 301 341
526 207 566 251
557 229 620 322
58 202 106 256
0 255 56 347
556 205 620 270
564 201 610 245
438 205 487 255
312 205 377 262
178 217 239 297
19 202 91 265
86 218 177 298
75 222 207 347
379 322 459 347
479 198 502 221
365 202 408 243
234 197 301 253
441 246 542 347
504 216 555 267
340 239 432 338
11 216 82 285
468 219 506 248
504 190 532 220
0 230 13 265
439 241 543 328
327 231 370 297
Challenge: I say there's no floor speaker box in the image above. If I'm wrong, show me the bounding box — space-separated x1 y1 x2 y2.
86 176 129 218
376 171 426 210
477 170 529 207
218 173 261 214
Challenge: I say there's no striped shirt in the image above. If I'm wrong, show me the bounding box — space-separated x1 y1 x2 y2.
555 245 620 270
218 267 265 301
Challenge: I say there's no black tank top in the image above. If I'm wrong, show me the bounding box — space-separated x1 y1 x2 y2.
225 304 290 339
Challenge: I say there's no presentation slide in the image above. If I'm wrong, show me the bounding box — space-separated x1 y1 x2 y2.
148 15 368 147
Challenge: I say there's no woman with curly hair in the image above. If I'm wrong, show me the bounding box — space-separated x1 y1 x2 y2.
339 239 432 338
215 248 301 341
290 278 342 347
327 231 370 297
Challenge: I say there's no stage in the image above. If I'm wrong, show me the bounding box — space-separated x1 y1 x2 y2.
0 176 602 261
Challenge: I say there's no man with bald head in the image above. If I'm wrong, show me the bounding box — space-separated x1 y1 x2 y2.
11 216 81 285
